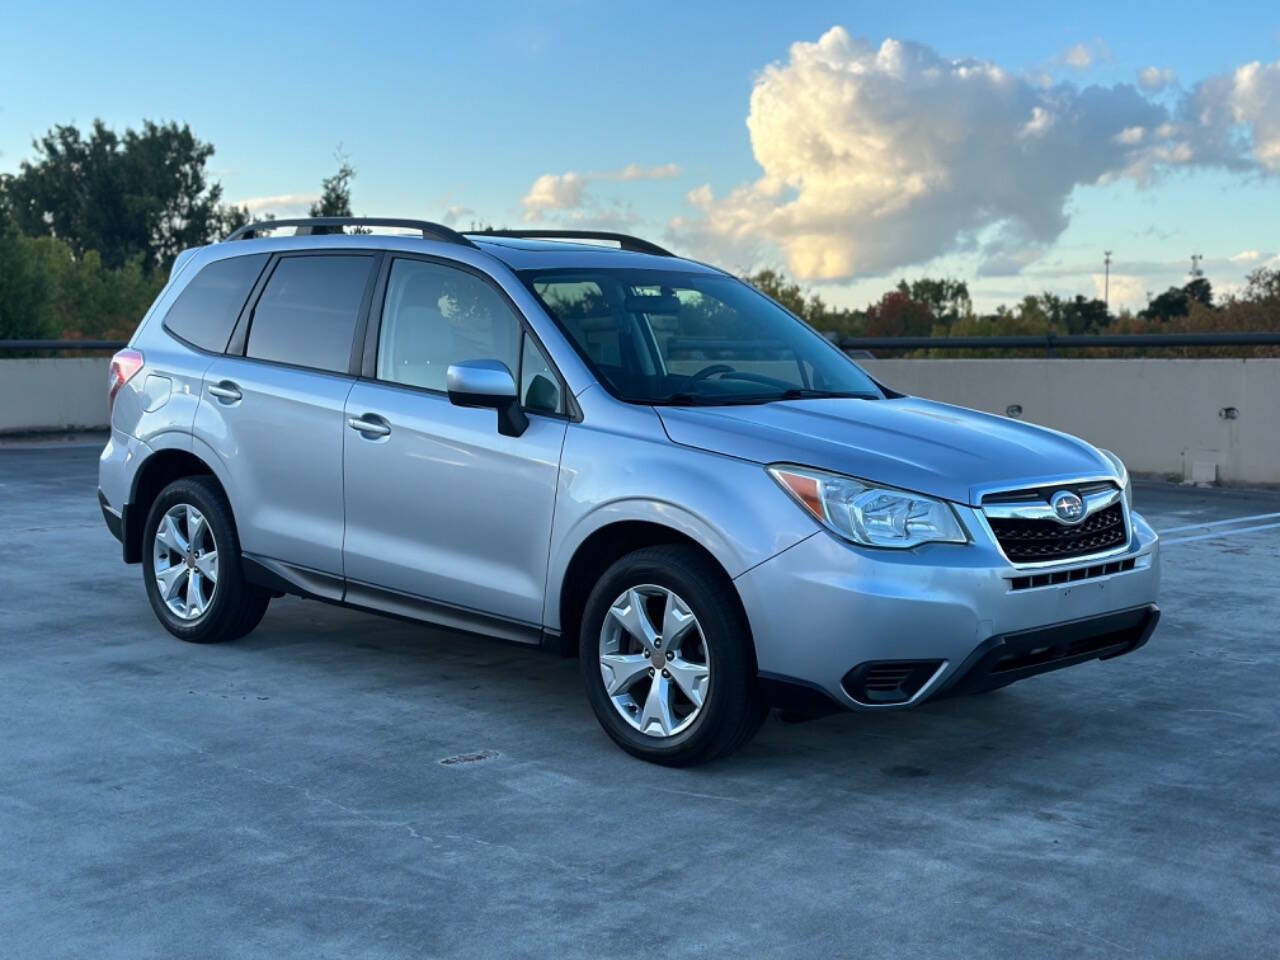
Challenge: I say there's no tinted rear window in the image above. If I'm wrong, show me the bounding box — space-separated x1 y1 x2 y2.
246 255 374 373
163 254 268 353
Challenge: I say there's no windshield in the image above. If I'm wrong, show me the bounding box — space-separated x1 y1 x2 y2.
520 268 882 405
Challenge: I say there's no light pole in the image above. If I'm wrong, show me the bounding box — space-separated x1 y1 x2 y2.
1104 250 1112 311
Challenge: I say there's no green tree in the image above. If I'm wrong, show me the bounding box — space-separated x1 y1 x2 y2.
52 250 165 339
865 289 934 337
0 214 59 340
1142 278 1214 321
3 119 236 272
1032 291 1110 334
895 277 972 327
744 269 828 325
310 154 357 218
1185 277 1213 308
1243 266 1280 301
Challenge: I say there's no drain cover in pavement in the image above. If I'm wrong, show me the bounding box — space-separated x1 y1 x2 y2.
439 750 499 766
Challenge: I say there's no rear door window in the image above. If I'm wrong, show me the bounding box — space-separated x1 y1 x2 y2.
246 255 374 373
163 253 268 353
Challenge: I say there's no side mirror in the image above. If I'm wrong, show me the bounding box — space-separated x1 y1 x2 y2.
446 359 529 437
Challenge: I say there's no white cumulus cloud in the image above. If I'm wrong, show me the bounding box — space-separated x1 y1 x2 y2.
520 163 680 221
521 172 590 220
613 162 682 181
1138 66 1176 92
1062 44 1094 69
236 193 320 214
669 28 1280 282
1057 40 1111 70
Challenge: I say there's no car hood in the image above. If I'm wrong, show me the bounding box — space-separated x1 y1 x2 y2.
656 396 1115 505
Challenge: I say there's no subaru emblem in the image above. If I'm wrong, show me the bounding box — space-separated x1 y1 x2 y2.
1050 490 1085 525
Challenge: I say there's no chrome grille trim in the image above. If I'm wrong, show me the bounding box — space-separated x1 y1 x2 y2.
982 486 1121 522
976 478 1133 568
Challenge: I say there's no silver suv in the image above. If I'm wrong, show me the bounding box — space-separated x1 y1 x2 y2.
99 218 1161 765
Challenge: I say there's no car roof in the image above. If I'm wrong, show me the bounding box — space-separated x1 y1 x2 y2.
470 236 723 275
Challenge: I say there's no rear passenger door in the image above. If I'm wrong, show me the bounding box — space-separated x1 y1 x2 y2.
194 252 378 578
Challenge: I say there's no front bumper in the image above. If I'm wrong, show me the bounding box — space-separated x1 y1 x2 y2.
737 508 1161 711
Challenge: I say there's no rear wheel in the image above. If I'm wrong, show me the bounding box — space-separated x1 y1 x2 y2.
579 546 766 766
142 476 270 643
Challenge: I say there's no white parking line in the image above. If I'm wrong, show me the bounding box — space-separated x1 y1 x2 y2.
1157 511 1280 534
1161 521 1280 545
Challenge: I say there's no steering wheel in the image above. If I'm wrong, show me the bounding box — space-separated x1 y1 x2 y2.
684 363 735 387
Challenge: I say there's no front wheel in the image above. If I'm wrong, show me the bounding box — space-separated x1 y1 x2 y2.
579 546 766 766
141 476 270 644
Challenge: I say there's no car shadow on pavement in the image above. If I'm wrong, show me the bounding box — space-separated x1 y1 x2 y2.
226 596 1179 800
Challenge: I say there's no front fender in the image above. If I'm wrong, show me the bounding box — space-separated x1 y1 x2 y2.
542 409 818 631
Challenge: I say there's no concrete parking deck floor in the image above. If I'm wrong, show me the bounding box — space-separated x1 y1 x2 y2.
2 444 1278 959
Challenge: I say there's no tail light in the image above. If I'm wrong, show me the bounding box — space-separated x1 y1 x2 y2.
108 349 145 413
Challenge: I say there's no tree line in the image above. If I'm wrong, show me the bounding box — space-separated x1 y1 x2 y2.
2 117 1276 355
748 267 1279 357
0 119 357 342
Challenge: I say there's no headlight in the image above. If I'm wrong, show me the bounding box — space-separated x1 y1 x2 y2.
1099 449 1133 510
768 465 967 549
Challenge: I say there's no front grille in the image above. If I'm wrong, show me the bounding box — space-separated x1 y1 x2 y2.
988 502 1127 563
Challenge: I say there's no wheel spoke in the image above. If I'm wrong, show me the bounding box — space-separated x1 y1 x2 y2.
156 514 187 555
660 591 698 653
185 571 204 617
155 562 187 600
639 674 676 736
194 550 218 583
186 507 206 551
667 657 710 709
599 652 651 695
608 588 658 649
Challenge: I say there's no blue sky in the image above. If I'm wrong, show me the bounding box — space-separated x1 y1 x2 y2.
2 0 1278 311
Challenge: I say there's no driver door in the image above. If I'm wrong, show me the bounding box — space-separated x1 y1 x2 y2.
342 256 568 634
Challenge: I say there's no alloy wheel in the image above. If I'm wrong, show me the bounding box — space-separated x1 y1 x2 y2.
598 584 711 737
152 503 218 621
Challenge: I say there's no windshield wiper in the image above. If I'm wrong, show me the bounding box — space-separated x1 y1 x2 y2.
650 392 773 407
651 389 877 407
767 389 879 402
649 392 724 406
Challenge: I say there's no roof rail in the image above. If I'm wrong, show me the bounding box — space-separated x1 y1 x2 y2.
225 217 477 248
467 229 674 257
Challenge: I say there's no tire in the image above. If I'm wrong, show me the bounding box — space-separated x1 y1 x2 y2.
141 476 270 644
579 545 766 766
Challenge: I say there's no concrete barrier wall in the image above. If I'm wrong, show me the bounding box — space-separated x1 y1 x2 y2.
0 358 108 433
3 356 1278 483
862 358 1280 485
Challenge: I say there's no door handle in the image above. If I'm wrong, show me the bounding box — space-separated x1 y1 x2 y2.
208 381 242 404
347 415 391 438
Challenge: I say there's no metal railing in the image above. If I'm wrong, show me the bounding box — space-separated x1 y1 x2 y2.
837 331 1280 356
2 331 1279 357
0 340 128 351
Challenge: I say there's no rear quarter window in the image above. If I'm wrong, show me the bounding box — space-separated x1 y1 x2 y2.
162 254 269 353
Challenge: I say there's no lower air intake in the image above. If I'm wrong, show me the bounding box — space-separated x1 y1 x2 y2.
842 659 944 705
